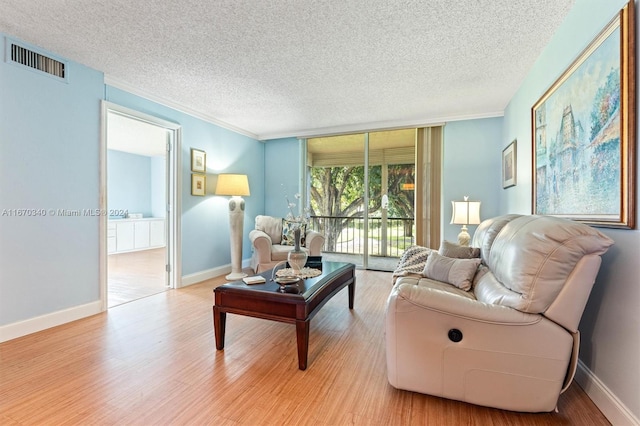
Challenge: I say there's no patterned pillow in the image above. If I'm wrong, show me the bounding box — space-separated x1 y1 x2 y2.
281 219 306 246
392 245 432 283
423 252 481 291
439 240 480 259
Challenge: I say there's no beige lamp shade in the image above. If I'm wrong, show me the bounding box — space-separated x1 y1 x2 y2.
450 196 481 225
215 174 250 196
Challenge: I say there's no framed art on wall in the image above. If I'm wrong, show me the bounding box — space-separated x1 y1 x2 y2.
502 140 517 189
531 1 636 229
191 173 206 196
191 148 206 173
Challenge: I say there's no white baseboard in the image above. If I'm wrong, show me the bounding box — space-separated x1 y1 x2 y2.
575 359 639 426
181 265 231 286
0 260 251 342
0 300 103 343
180 259 251 287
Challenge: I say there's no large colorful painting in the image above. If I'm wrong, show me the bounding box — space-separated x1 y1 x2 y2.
532 2 636 229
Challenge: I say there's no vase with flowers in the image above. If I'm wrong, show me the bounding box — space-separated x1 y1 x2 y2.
284 189 310 276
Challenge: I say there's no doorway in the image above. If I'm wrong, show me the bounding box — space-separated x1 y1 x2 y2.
306 129 416 271
100 102 182 309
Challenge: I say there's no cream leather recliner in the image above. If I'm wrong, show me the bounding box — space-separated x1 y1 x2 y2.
249 215 325 273
385 214 614 412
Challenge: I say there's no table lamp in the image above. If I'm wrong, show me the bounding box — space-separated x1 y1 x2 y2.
215 174 250 280
450 196 481 246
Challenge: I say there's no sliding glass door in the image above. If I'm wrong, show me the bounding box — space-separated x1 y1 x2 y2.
306 129 416 271
308 133 366 268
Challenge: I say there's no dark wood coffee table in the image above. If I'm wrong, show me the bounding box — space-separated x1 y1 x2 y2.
213 261 356 370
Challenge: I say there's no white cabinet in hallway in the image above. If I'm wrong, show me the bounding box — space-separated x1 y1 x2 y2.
116 221 135 252
107 222 117 254
109 218 165 254
134 221 150 249
149 220 165 247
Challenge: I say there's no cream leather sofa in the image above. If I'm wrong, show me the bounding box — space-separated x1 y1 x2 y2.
385 214 614 412
249 215 325 273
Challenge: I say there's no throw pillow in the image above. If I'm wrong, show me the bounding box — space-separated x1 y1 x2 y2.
439 240 481 259
423 252 481 291
281 219 306 246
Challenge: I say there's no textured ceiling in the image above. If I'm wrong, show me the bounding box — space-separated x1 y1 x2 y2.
0 0 575 140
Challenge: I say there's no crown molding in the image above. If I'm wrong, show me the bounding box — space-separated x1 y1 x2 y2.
104 75 260 140
259 111 505 141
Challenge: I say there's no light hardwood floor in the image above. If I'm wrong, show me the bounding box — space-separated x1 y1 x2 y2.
108 248 168 308
0 269 609 425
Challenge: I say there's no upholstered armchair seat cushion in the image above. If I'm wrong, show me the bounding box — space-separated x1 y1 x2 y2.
395 275 477 301
270 243 300 261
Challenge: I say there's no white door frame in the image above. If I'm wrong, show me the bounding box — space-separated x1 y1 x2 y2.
99 101 182 310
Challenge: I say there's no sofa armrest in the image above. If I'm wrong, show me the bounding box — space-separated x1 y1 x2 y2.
249 229 273 263
393 283 540 325
304 230 325 255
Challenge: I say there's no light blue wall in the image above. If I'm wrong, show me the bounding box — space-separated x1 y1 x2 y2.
503 0 640 420
264 137 303 218
105 86 265 276
0 34 104 325
107 149 153 217
0 33 265 331
106 150 166 218
442 117 503 243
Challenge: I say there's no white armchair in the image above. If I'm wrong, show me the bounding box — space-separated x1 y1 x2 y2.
249 215 325 273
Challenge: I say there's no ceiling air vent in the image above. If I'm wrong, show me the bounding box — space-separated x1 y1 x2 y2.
8 41 66 80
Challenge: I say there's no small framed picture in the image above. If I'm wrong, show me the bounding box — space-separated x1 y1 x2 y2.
191 148 206 173
502 140 517 189
191 173 206 196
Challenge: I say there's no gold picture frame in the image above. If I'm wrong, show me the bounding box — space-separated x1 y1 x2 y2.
191 148 206 173
191 173 206 196
531 1 636 229
502 139 517 189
